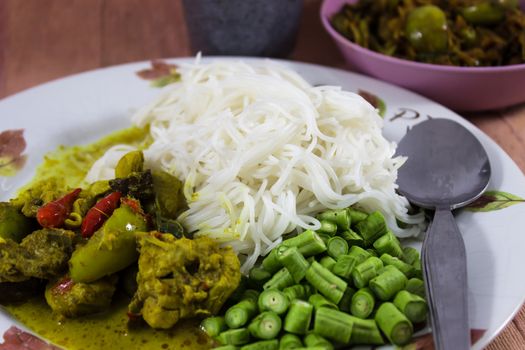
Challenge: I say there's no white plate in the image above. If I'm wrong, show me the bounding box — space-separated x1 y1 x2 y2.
1 58 525 349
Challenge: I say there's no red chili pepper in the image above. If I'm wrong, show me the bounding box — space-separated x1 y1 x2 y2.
81 191 122 238
52 277 75 295
36 188 81 228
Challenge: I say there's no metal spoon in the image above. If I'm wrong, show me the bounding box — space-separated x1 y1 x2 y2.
395 118 491 350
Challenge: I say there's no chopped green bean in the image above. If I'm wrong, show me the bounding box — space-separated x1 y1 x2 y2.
243 289 261 302
350 287 375 319
200 316 226 337
351 256 383 289
326 236 349 259
380 253 416 278
366 248 378 257
229 276 249 302
339 229 364 247
347 207 368 225
338 287 356 313
215 346 238 350
258 289 290 315
308 293 339 310
349 318 384 345
248 311 282 340
304 333 334 350
249 267 272 289
347 245 371 263
373 231 403 258
316 232 331 244
305 261 347 304
313 307 354 344
393 290 428 323
402 246 420 265
405 278 426 298
279 333 303 349
375 302 413 346
261 249 282 274
355 211 388 246
332 254 358 280
240 339 279 350
263 267 294 291
369 265 408 301
317 209 350 230
285 230 328 257
225 298 258 329
284 300 314 335
283 284 308 301
317 220 337 236
217 328 251 346
319 256 336 271
277 246 309 283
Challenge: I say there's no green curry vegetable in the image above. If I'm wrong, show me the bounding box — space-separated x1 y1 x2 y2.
331 0 525 66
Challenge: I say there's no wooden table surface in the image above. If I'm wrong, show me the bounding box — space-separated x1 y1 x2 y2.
1 1 524 349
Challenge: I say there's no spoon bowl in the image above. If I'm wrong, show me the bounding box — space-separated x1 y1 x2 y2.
395 118 491 350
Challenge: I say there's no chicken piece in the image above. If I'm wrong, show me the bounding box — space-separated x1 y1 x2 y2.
129 233 241 329
45 275 118 318
0 228 76 282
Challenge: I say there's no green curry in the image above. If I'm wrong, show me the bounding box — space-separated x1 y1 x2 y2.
0 127 241 350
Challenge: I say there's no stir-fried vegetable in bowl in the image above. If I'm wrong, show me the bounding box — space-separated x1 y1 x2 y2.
0 59 432 349
321 0 525 111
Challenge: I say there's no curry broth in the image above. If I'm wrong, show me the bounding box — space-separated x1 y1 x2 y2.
4 296 213 350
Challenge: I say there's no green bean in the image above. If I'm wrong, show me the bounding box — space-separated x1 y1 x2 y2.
347 245 371 263
338 229 364 247
369 265 407 301
305 261 347 304
319 256 336 271
200 316 227 337
258 289 290 315
349 318 384 345
304 333 334 350
393 290 428 323
284 300 314 335
401 246 420 265
313 307 354 344
279 333 303 349
286 230 328 256
375 302 413 346
338 287 356 313
240 339 279 350
215 346 238 350
405 278 426 298
229 275 249 303
316 233 331 245
225 298 258 329
355 211 387 246
249 267 272 289
331 254 357 280
347 207 368 226
373 231 403 258
308 293 338 311
69 203 148 283
351 256 383 289
277 246 309 283
248 311 282 340
366 248 378 257
263 267 294 291
350 288 375 319
283 284 308 301
261 249 282 274
317 220 337 236
317 209 350 230
217 328 251 346
326 236 348 259
243 289 261 302
380 253 415 278
412 259 423 279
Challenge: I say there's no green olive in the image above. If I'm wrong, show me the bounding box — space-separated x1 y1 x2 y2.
405 5 449 54
461 2 505 25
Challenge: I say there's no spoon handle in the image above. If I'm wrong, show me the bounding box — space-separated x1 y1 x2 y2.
423 208 470 350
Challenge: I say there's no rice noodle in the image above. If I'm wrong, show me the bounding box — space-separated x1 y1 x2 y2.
87 59 425 272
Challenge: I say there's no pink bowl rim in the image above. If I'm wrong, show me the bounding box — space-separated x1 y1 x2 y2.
320 0 525 74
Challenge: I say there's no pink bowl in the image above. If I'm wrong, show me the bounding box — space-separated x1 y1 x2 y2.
321 0 525 112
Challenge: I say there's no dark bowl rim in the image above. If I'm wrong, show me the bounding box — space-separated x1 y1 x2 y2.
320 0 525 73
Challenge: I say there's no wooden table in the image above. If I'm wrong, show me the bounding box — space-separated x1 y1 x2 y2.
1 1 524 349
